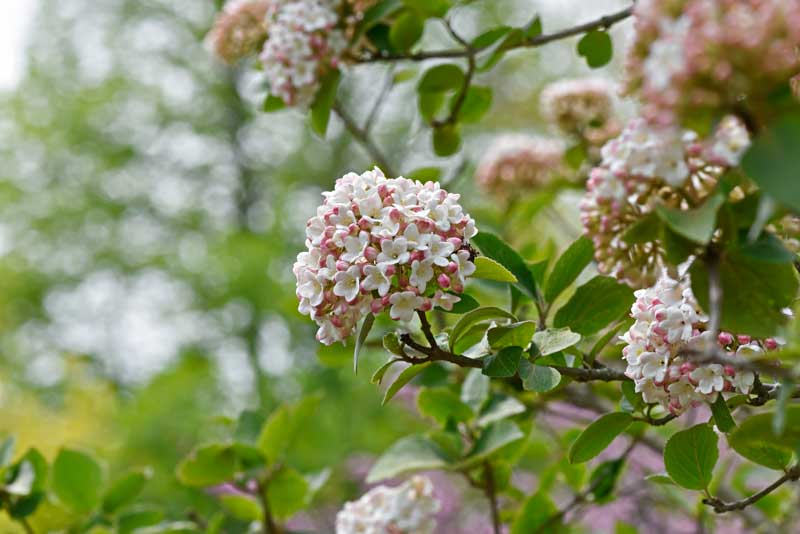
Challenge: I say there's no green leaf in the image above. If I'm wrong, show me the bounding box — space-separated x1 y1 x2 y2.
620 380 645 414
439 292 479 314
6 449 47 519
518 359 560 393
267 467 309 520
417 387 474 424
52 448 104 513
418 89 446 122
690 249 798 338
367 435 449 483
433 124 461 156
532 327 581 356
263 94 286 112
482 346 522 378
418 64 464 92
310 70 341 137
449 306 515 351
663 424 718 490
257 395 321 464
102 469 151 514
464 420 525 466
118 508 165 534
457 85 492 123
742 112 800 212
577 30 613 68
405 166 442 182
622 212 662 244
354 313 375 373
728 408 800 470
710 395 736 433
371 357 401 384
460 368 490 412
471 26 512 49
473 256 518 283
382 363 431 405
389 9 424 51
402 0 451 18
525 15 543 38
590 458 625 502
357 0 404 38
219 494 262 521
655 193 724 244
5 461 35 496
738 232 795 264
511 492 557 534
472 232 538 298
568 412 633 464
644 473 675 485
477 28 523 71
544 236 594 303
477 395 526 427
487 321 536 350
554 276 634 336
176 444 237 488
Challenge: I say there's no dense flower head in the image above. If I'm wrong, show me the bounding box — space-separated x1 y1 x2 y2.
579 117 749 288
625 0 800 127
208 0 270 64
260 0 348 107
539 77 621 147
621 273 779 415
294 168 477 345
335 476 440 534
475 134 565 198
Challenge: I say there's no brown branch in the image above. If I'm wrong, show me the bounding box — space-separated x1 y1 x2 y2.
704 466 800 513
550 365 630 382
432 23 476 127
257 479 280 534
359 6 633 63
483 462 502 534
332 101 396 176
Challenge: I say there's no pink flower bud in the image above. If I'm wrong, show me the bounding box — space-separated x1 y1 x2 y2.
336 260 348 271
330 315 343 327
717 332 733 346
381 295 391 306
419 298 432 312
370 300 384 314
437 274 450 288
447 237 462 248
389 208 402 222
724 365 736 377
737 335 751 345
384 264 396 276
364 247 378 261
764 338 778 350
451 282 464 293
358 218 371 231
680 362 696 374
410 250 425 262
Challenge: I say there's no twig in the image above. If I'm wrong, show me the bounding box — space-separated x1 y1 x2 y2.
359 6 633 63
432 22 476 127
19 518 35 534
332 101 396 176
364 65 395 135
257 479 280 534
550 365 629 383
483 461 502 534
703 466 800 513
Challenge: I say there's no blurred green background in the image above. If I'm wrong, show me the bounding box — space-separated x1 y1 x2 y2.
0 0 647 531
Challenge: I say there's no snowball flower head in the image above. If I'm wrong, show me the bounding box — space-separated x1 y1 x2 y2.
336 476 440 534
625 0 800 126
539 77 621 147
260 0 347 107
621 272 779 415
208 0 270 64
579 117 749 288
294 168 477 345
475 134 565 198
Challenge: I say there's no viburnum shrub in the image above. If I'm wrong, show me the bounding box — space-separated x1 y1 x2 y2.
8 1 800 533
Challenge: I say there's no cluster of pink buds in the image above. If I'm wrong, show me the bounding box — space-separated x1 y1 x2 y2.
579 117 749 288
207 0 270 64
336 476 440 534
539 77 621 149
474 134 565 199
625 0 800 127
260 0 348 107
621 273 780 415
294 168 477 345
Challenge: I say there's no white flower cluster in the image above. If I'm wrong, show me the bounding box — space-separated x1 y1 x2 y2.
539 77 620 145
294 168 477 345
475 134 565 197
261 0 347 107
580 117 750 287
336 476 440 534
621 273 763 415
